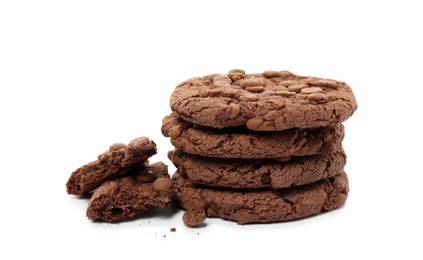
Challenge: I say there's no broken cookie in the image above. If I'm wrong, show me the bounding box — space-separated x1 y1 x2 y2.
87 162 173 223
66 137 157 195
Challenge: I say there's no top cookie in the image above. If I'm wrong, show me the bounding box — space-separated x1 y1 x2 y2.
170 70 357 131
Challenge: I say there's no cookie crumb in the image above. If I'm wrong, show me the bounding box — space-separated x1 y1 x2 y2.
170 227 176 232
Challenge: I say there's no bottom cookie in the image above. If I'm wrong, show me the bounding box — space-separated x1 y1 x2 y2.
87 162 173 223
174 172 349 226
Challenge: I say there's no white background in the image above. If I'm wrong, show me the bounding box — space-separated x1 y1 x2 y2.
1 0 422 259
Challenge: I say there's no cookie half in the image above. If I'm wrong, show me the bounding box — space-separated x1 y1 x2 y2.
170 70 357 131
87 162 173 223
66 137 157 195
162 113 344 159
174 172 349 226
169 149 346 189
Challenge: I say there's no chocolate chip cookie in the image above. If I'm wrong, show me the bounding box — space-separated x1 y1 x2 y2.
170 70 357 131
162 113 344 159
174 171 349 226
169 149 346 189
66 137 157 195
87 162 173 223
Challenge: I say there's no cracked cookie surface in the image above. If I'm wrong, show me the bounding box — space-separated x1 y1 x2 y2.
170 70 357 131
169 149 346 189
174 171 349 226
162 113 344 159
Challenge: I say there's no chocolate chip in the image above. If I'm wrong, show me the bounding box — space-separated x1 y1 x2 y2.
301 87 323 94
213 81 231 88
245 86 265 93
270 86 289 92
241 92 259 101
229 69 245 73
288 84 307 93
246 118 264 130
129 137 149 146
213 75 232 84
263 70 280 78
278 80 297 86
279 70 295 79
274 91 296 97
182 210 206 227
152 178 173 191
169 125 183 139
228 69 245 81
307 92 328 103
136 172 157 183
306 77 338 88
260 91 275 97
334 193 348 205
264 110 279 120
109 143 126 151
239 77 266 88
228 103 241 119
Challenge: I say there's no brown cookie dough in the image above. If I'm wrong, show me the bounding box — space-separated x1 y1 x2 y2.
87 162 173 223
174 172 349 226
66 137 157 195
162 113 344 159
170 70 357 131
169 148 346 189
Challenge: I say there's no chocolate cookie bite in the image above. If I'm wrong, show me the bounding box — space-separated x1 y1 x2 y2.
66 137 157 195
87 162 174 223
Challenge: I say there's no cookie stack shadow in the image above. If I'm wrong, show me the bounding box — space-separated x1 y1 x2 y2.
162 69 357 227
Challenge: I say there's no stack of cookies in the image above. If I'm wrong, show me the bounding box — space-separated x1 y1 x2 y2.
162 69 357 227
